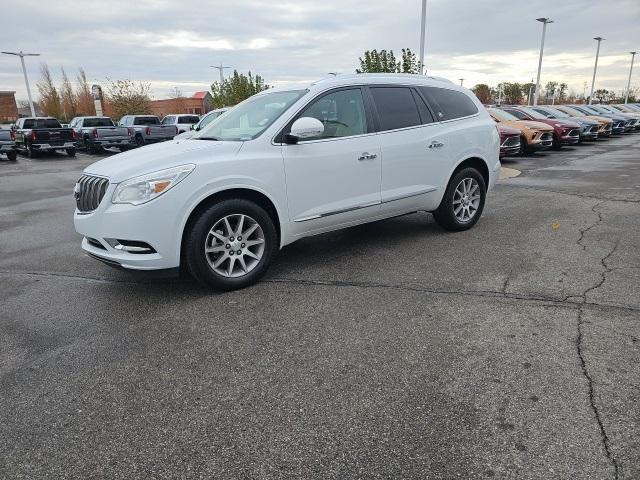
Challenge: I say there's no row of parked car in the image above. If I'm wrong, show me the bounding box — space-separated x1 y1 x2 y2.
0 108 229 160
490 103 640 158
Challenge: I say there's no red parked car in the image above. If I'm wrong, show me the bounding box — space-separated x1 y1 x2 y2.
499 106 581 149
496 123 521 158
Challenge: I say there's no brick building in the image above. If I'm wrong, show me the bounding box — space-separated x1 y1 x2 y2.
0 91 19 123
149 91 214 118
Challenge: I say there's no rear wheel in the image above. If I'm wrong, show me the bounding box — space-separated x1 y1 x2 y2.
66 148 76 157
184 199 278 291
135 135 145 148
26 142 37 158
433 167 486 232
6 151 17 161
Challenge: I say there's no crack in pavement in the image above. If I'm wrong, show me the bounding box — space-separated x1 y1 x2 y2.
577 201 607 251
497 184 640 204
576 305 620 480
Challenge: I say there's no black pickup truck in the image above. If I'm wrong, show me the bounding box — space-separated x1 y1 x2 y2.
13 117 76 158
0 128 18 161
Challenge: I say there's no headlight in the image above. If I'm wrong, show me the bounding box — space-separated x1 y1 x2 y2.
112 164 195 205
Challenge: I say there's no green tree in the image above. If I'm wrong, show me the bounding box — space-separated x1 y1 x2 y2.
104 79 152 120
356 48 419 74
497 82 524 105
544 81 558 101
594 89 609 103
37 63 63 119
471 84 492 104
210 70 269 108
558 83 568 102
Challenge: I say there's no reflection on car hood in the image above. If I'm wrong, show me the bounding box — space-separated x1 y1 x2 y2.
84 139 242 183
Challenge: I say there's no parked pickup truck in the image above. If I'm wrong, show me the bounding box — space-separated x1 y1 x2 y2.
13 117 76 157
70 116 133 153
161 114 201 134
118 115 177 147
0 128 18 161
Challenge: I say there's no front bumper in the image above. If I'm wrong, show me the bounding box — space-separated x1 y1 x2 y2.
74 183 185 270
560 130 580 145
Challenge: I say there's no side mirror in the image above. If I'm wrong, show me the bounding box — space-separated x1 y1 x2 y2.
190 124 195 130
285 117 324 144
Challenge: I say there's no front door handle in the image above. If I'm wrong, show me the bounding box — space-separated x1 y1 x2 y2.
358 152 377 160
428 141 444 149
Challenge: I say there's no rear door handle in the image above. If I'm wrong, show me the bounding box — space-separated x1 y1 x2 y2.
428 141 444 149
358 152 377 160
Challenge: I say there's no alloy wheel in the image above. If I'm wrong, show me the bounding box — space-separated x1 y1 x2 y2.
453 178 481 222
205 214 265 278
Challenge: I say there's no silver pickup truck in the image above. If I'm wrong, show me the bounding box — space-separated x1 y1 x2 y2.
70 116 133 153
0 128 18 161
118 115 177 147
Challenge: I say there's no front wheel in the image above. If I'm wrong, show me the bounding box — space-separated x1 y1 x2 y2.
184 199 278 291
433 167 486 232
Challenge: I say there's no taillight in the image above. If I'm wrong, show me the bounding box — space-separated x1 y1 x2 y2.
31 131 37 141
10 130 15 141
72 130 77 141
145 126 151 135
92 128 98 138
127 127 133 137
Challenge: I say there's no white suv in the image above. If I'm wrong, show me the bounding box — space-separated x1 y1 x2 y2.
74 74 500 290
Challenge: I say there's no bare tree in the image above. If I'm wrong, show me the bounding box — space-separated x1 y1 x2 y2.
60 68 77 122
75 68 95 116
37 63 63 119
104 79 152 120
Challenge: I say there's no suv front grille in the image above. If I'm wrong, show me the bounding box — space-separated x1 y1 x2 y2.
568 129 580 137
502 136 520 147
75 175 109 213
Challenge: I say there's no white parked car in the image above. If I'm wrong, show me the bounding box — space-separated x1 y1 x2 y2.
74 74 500 290
161 114 201 134
174 108 229 139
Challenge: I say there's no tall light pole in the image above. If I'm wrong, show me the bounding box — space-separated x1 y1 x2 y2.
210 63 231 84
1 50 40 116
589 37 604 104
459 78 464 86
625 51 637 104
533 17 553 106
418 0 427 74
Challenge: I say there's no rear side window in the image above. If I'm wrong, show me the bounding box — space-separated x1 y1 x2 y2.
370 87 421 131
134 117 160 125
178 115 200 124
418 86 478 120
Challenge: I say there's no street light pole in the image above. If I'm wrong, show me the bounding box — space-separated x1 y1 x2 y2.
210 63 231 84
533 17 553 106
459 78 464 86
418 0 427 74
625 51 637 104
589 37 604 105
1 50 40 116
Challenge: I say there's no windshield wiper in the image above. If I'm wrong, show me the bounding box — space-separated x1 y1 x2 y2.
196 136 221 141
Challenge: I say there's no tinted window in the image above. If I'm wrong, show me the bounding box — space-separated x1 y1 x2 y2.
296 88 367 140
134 117 160 125
178 115 200 124
22 118 62 129
419 86 478 120
502 109 529 120
161 116 174 125
371 87 421 131
84 117 114 127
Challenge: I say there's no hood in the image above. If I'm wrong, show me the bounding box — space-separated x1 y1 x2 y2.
518 120 553 131
497 123 520 135
84 139 243 183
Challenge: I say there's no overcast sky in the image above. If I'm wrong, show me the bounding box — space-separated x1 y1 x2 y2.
1 0 639 101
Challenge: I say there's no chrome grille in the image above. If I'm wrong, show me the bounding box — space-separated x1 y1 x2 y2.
502 136 520 147
540 132 553 143
568 129 580 137
75 175 109 213
589 126 599 133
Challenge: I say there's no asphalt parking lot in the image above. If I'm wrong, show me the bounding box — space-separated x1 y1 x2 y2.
1 137 639 479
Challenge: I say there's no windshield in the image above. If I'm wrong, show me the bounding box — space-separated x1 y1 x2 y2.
530 107 556 119
194 90 306 141
558 106 584 116
84 117 114 127
545 107 570 118
488 108 519 122
178 115 200 124
134 117 160 125
521 107 547 120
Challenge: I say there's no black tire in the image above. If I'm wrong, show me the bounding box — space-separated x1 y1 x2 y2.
84 138 99 154
552 133 562 150
66 148 76 157
433 167 487 232
6 150 17 161
26 142 37 158
118 146 129 152
135 135 145 148
519 135 529 155
184 199 278 291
